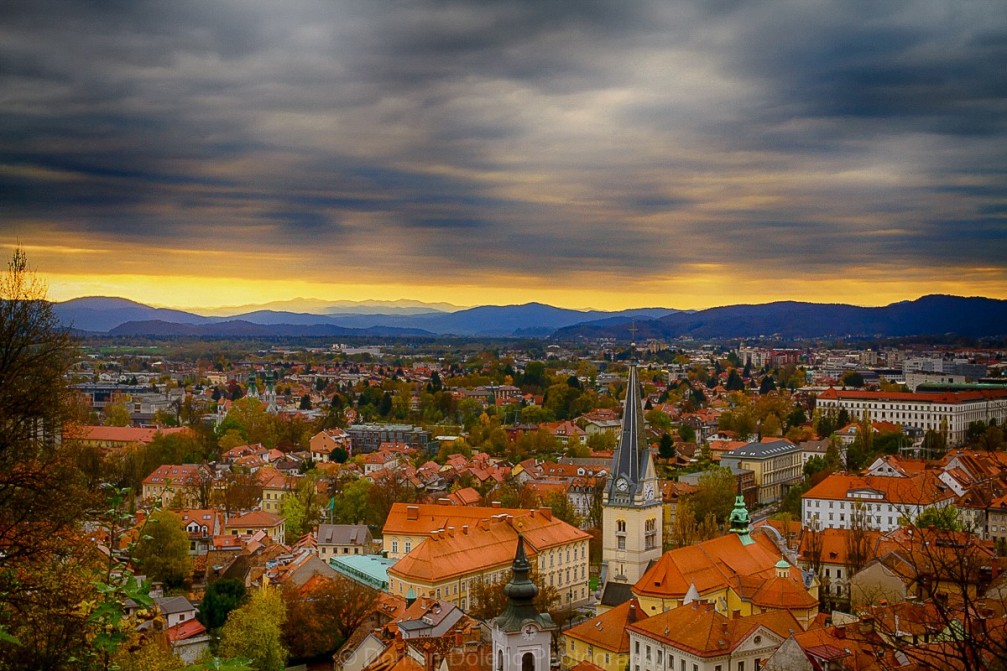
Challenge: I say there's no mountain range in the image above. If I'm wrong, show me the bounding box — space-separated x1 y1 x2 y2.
53 295 1007 339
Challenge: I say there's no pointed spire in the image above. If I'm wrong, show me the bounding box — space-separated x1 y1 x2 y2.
495 535 554 632
609 365 645 499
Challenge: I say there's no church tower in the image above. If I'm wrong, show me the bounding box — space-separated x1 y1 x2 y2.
601 364 663 604
246 371 260 400
264 367 278 414
492 535 555 671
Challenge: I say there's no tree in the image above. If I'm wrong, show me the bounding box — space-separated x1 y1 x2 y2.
692 467 737 527
331 478 373 525
216 471 263 514
466 569 558 622
329 446 349 463
218 587 287 671
200 579 247 631
844 502 872 579
851 526 1007 670
103 398 133 426
840 370 865 388
282 576 378 660
0 248 94 658
544 491 581 527
134 510 193 589
914 505 962 531
759 376 777 395
658 433 676 461
725 369 745 391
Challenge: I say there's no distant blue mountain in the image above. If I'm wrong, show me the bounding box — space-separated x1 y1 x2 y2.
57 295 1005 339
554 295 1007 339
54 297 678 337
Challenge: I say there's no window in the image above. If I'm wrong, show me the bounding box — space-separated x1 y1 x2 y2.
618 537 626 550
617 520 627 533
404 541 412 552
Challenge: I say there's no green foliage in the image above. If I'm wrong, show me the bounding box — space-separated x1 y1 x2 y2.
134 510 193 589
692 467 737 526
199 579 247 630
520 361 549 391
840 371 865 388
331 478 373 525
645 408 672 430
544 491 581 527
758 376 777 395
658 433 676 460
914 505 962 531
778 482 808 518
103 399 133 426
585 431 616 453
329 446 349 463
281 494 307 544
725 369 745 391
218 588 287 671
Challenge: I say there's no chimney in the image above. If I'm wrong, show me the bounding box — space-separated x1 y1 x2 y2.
491 501 501 508
407 505 419 520
835 624 846 639
462 525 469 535
447 526 455 537
732 610 741 620
438 498 451 506
538 507 552 521
858 615 874 635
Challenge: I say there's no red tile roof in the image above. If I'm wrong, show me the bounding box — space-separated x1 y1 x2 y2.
564 598 646 652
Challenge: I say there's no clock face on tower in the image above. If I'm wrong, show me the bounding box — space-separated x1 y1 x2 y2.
616 477 629 492
644 483 655 500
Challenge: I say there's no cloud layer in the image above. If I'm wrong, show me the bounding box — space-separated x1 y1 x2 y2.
2 0 1005 308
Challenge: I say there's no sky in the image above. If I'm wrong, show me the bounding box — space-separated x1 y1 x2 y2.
2 0 1006 312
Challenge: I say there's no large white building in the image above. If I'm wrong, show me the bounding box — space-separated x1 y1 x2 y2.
801 464 955 533
815 387 1007 447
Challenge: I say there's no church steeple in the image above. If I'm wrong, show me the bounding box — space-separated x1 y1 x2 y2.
495 535 553 632
492 535 554 671
600 363 663 605
607 365 650 503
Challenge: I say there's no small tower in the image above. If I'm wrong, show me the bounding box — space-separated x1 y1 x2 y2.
729 494 755 546
264 367 278 414
246 371 259 400
492 535 555 671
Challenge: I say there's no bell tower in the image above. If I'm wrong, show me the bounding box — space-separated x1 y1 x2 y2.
600 364 663 604
492 535 555 671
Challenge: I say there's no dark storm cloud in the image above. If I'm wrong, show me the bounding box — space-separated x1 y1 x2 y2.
1 0 1005 286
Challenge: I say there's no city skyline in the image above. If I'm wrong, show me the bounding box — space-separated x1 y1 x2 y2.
3 1 1006 312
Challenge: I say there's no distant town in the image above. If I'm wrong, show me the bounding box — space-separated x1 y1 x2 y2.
8 319 1006 671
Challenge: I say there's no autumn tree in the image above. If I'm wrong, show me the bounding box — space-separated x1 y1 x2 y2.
282 576 378 660
103 397 133 426
216 471 263 514
544 491 581 527
0 247 95 653
692 467 737 527
844 502 872 579
134 510 193 589
218 587 287 671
